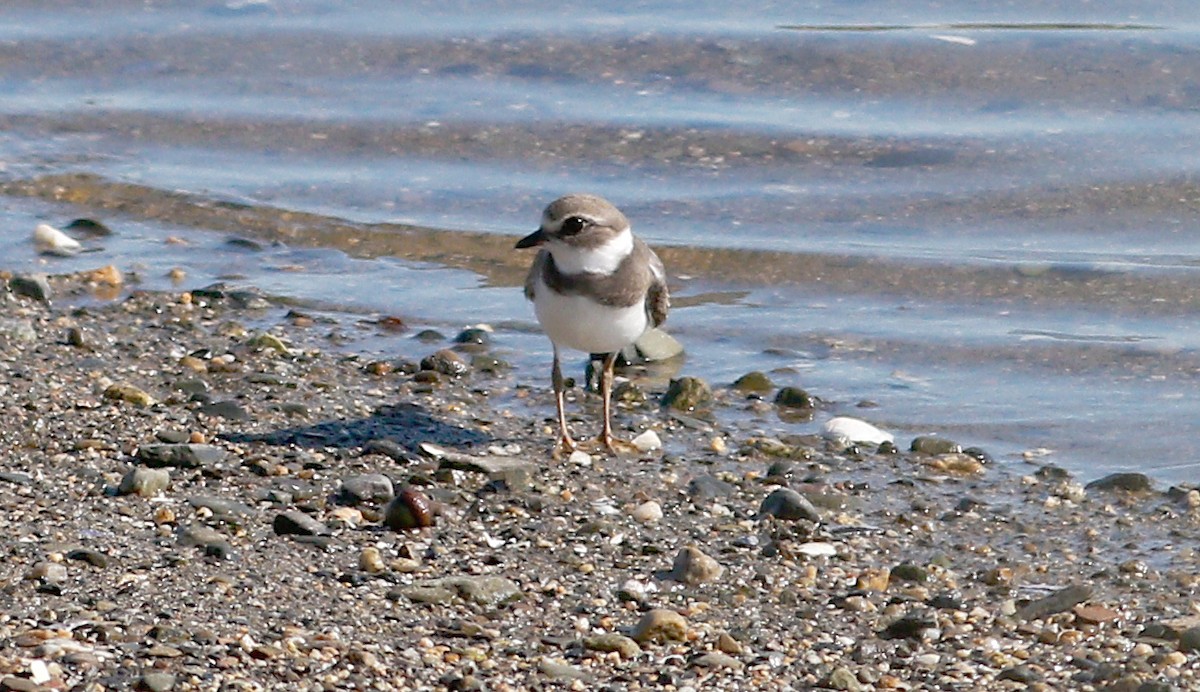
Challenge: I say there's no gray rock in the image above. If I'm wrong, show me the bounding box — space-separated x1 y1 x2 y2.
1086 472 1153 493
402 576 521 607
437 453 535 491
774 386 813 409
339 474 395 505
537 658 591 681
136 672 176 691
66 549 109 568
118 467 171 497
198 400 250 420
633 327 684 361
687 474 736 500
9 273 51 302
177 525 234 559
690 651 744 670
826 666 864 691
420 349 469 376
0 472 33 486
757 488 821 522
1017 584 1093 621
910 436 962 455
138 444 227 468
1178 626 1200 652
272 510 330 537
732 371 774 394
188 496 255 521
0 318 36 343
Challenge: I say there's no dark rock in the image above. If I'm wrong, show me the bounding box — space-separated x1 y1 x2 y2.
998 665 1041 683
9 273 52 302
774 386 813 409
757 488 821 522
454 327 491 346
1086 472 1153 493
66 549 109 568
272 510 330 537
890 563 930 583
910 436 961 455
662 376 713 411
138 444 227 468
188 496 255 521
64 218 113 236
882 613 937 639
1178 626 1200 652
732 371 774 394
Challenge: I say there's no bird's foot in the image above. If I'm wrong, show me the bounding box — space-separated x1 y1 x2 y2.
551 433 578 459
597 433 637 455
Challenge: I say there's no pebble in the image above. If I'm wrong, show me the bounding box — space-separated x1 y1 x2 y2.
339 473 395 505
9 273 52 302
669 545 724 585
384 487 436 530
537 658 590 681
104 383 156 407
568 450 592 467
583 633 641 659
1017 584 1093 621
402 576 521 607
33 222 82 256
757 488 821 522
0 318 36 343
633 327 685 361
717 632 744 655
827 666 865 691
632 429 663 452
774 386 813 409
690 651 744 669
1086 472 1154 493
662 376 712 411
136 672 176 692
630 500 663 523
796 541 838 557
359 547 386 573
420 349 469 376
117 467 170 497
1179 627 1200 652
730 370 774 395
822 416 894 445
272 510 330 537
632 609 689 644
910 436 961 455
138 443 227 468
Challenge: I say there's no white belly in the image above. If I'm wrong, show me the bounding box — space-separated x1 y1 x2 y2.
533 278 648 354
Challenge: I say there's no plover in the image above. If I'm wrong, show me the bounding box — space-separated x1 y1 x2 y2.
516 194 670 453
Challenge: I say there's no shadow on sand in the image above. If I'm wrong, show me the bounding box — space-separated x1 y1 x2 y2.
223 402 491 453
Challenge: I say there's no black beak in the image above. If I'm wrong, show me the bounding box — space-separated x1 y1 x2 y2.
515 228 547 249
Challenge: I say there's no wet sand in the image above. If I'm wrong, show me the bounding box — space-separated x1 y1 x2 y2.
2 268 1199 690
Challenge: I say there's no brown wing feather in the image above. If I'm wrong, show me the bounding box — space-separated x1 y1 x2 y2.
645 249 669 327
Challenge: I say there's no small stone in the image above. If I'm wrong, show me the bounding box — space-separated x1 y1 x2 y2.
437 453 534 491
633 327 684 361
537 658 590 681
757 488 821 522
454 327 492 346
135 672 177 692
137 444 227 468
688 474 735 499
567 450 592 467
717 632 743 655
997 665 1040 683
384 487 436 530
420 349 469 376
796 541 837 557
198 400 250 420
923 453 985 475
669 545 723 585
0 318 36 343
359 547 386 573
856 568 891 592
118 467 171 497
85 264 123 286
248 332 291 354
632 609 689 644
630 500 663 524
583 633 641 659
910 436 961 455
632 429 662 452
104 383 156 407
774 386 813 409
826 666 865 692
65 549 109 568
822 416 893 445
33 222 82 256
1086 472 1153 493
272 510 330 537
1178 627 1200 652
889 563 929 583
28 561 68 583
339 474 395 505
1017 584 1093 621
690 651 743 670
732 371 774 394
1074 604 1120 625
9 273 52 302
404 576 520 607
661 376 712 411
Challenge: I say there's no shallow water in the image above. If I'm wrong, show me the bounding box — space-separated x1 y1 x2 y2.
3 1 1200 481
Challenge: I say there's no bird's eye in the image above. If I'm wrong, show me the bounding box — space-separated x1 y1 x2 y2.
560 216 588 236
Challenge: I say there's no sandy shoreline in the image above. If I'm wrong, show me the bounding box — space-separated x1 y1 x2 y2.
2 268 1199 691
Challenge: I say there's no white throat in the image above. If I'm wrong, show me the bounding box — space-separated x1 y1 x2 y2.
548 230 633 275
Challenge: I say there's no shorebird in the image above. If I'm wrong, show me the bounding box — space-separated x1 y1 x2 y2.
516 194 669 453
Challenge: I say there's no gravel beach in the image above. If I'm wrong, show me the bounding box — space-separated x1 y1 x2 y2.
2 268 1200 691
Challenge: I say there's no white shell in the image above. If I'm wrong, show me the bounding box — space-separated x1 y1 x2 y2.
822 416 894 445
796 541 838 557
33 223 82 256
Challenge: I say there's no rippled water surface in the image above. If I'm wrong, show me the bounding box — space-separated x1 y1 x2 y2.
4 1 1200 480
